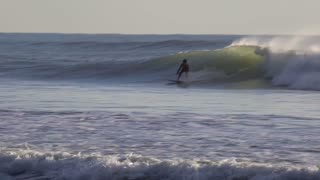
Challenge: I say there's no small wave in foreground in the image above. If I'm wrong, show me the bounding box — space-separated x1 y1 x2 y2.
0 149 319 180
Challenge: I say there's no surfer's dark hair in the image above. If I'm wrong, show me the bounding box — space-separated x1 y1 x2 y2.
183 59 187 62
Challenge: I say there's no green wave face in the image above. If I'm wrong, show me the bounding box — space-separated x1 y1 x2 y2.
145 46 266 82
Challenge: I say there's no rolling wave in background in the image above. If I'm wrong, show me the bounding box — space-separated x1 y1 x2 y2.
0 36 320 90
1 34 320 90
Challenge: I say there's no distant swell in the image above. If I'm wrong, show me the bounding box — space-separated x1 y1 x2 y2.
24 40 226 51
0 148 319 180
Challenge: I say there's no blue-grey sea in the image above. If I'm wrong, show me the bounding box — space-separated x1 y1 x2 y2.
0 33 319 180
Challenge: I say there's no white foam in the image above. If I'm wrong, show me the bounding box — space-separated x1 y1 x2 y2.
0 148 319 180
232 36 320 90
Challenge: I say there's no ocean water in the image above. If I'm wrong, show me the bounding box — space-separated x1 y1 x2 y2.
0 33 319 180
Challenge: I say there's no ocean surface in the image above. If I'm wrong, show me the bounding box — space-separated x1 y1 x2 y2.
0 33 319 180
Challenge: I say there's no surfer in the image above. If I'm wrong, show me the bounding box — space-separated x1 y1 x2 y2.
176 59 189 81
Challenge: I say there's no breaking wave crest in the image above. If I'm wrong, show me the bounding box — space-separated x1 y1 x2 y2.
0 148 319 180
232 36 320 90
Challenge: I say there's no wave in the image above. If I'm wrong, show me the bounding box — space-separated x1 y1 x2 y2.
2 35 320 90
0 148 319 180
0 45 265 82
148 45 265 78
232 36 320 90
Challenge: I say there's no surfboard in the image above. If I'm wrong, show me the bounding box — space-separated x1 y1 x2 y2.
167 79 185 85
167 80 184 84
168 80 183 83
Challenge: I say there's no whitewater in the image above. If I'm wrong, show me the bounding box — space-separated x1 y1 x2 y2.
0 33 319 180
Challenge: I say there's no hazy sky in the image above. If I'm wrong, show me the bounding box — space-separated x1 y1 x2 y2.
1 0 320 34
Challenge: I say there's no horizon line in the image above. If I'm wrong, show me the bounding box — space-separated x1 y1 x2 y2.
1 31 320 37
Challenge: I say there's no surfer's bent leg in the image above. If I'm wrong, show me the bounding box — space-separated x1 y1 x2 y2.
177 71 183 80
